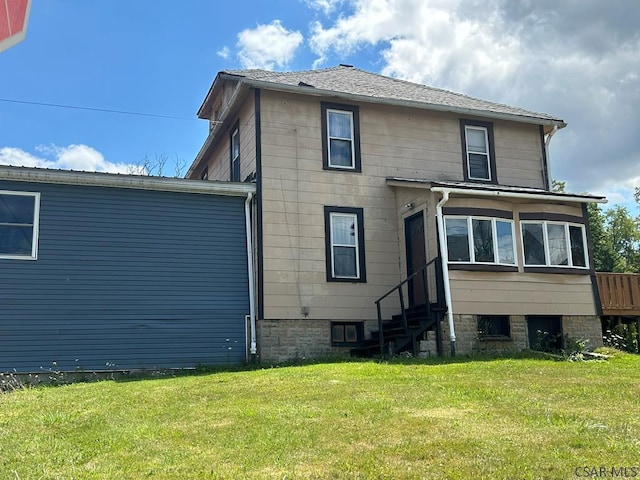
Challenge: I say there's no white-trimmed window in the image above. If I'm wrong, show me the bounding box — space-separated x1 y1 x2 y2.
521 221 588 268
324 206 366 282
445 216 516 265
321 102 361 171
0 191 40 260
460 119 496 182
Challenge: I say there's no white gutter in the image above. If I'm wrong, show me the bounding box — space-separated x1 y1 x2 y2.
435 190 457 356
244 192 257 357
544 125 558 191
430 186 607 204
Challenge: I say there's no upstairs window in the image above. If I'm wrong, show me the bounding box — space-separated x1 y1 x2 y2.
521 221 588 268
230 123 240 182
0 191 40 260
321 102 361 172
324 206 366 282
460 119 496 183
445 216 516 266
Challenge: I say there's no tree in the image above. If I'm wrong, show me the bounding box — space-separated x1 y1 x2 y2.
586 202 640 273
552 180 566 193
605 205 640 272
556 179 640 273
127 153 187 178
586 203 617 272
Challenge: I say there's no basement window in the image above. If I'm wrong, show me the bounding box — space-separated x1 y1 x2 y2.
331 322 364 346
477 315 511 340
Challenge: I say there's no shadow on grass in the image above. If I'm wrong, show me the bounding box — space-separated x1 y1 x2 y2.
0 349 587 392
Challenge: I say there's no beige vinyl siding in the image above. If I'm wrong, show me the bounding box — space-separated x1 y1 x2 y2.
449 271 597 316
359 104 463 180
493 121 545 189
260 91 401 320
258 90 559 321
202 95 256 182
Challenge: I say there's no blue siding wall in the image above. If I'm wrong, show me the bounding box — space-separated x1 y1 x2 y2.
0 180 249 372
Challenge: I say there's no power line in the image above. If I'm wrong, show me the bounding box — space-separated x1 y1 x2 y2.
0 98 196 120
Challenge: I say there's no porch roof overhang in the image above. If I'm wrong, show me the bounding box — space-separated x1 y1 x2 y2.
386 178 607 204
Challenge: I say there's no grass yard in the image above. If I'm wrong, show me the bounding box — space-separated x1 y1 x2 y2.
1 353 639 479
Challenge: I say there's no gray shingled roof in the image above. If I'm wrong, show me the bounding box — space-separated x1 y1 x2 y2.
222 65 564 125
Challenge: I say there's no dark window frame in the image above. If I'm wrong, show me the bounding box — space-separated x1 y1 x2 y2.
0 190 40 260
230 121 241 182
324 206 366 283
331 321 364 346
477 315 511 340
321 102 361 172
460 119 497 184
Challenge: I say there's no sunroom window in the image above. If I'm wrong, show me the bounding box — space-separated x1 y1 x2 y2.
521 221 588 268
445 216 515 265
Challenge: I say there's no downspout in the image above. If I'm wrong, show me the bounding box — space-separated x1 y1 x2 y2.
244 192 257 358
435 190 456 356
544 125 558 190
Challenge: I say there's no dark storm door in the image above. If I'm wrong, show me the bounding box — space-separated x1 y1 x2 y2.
405 211 426 307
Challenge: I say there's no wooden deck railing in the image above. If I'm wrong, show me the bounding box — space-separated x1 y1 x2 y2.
596 273 640 316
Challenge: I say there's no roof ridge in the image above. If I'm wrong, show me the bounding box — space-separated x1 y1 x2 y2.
223 65 347 77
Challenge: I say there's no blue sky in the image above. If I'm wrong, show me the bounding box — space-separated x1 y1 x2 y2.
1 0 639 207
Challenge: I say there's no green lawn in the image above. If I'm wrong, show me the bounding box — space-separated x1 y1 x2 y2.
1 353 639 479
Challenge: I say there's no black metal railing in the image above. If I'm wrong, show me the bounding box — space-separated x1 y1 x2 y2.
374 256 445 357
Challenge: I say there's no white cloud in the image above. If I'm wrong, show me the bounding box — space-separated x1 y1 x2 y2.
217 46 230 59
302 0 344 15
309 0 521 94
237 20 303 70
0 147 55 169
0 144 140 174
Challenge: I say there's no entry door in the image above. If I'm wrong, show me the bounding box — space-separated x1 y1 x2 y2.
405 211 426 306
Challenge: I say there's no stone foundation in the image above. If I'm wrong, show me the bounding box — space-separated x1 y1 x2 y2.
441 314 603 356
562 315 603 350
257 314 604 363
256 318 377 364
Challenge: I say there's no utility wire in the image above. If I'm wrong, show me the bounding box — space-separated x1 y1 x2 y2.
0 98 195 120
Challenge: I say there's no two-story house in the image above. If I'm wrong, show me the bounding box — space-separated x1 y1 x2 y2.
187 65 606 362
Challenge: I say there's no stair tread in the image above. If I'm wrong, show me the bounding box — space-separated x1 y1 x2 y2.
352 300 445 358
